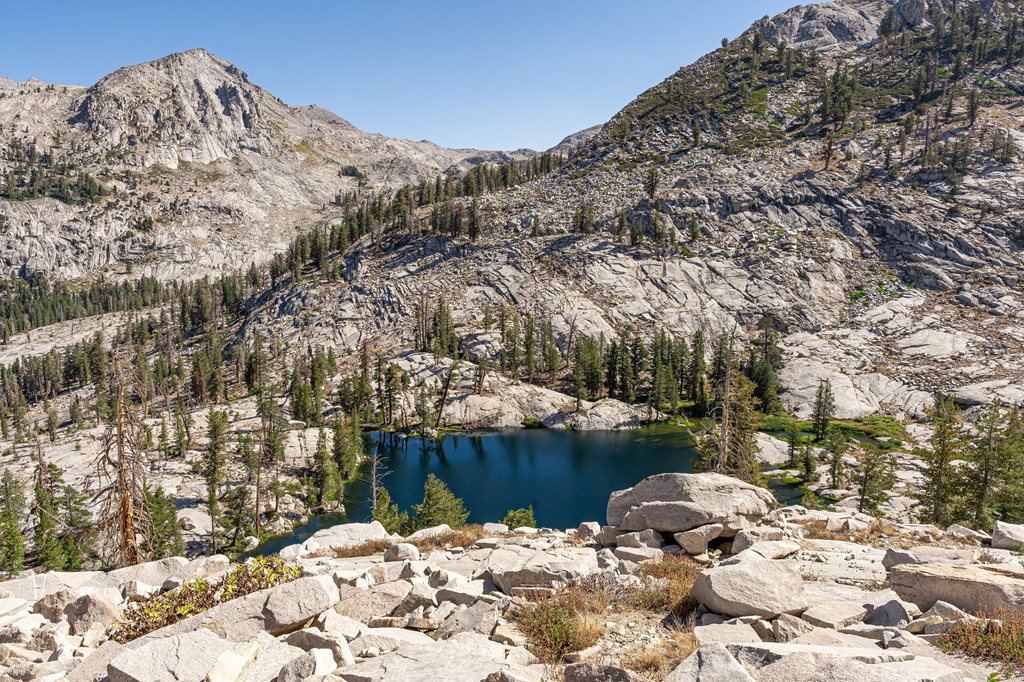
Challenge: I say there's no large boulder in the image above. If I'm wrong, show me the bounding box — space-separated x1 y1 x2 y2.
335 581 413 623
281 522 389 560
664 642 755 682
333 638 531 682
723 641 963 681
690 559 807 619
107 557 189 589
107 628 237 682
881 547 973 570
1 571 120 603
162 554 230 591
890 563 1024 613
607 473 776 536
475 545 600 593
992 521 1024 550
564 663 654 681
63 594 122 635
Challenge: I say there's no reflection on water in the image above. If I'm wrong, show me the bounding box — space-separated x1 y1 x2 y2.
254 426 803 556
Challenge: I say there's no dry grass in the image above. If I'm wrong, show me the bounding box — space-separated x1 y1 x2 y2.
975 549 1002 565
621 628 699 681
851 520 899 544
329 538 395 559
939 608 1024 675
795 520 848 541
410 524 490 551
627 554 702 617
509 591 604 663
795 519 915 549
326 524 492 559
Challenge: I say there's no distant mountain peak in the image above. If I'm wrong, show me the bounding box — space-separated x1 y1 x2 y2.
72 48 279 166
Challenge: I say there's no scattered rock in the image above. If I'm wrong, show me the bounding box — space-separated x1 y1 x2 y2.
691 559 807 619
607 473 776 535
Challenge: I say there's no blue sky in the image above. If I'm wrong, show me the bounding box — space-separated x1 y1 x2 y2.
2 1 808 151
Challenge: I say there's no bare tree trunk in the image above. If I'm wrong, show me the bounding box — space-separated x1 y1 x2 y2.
435 361 460 430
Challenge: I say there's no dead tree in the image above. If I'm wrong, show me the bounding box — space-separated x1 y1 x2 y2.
94 362 152 567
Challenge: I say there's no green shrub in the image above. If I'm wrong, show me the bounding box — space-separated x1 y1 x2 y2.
801 492 827 510
502 505 536 529
939 608 1024 675
109 556 299 643
510 595 602 662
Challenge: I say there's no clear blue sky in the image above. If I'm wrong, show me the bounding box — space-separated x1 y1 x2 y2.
2 1 808 151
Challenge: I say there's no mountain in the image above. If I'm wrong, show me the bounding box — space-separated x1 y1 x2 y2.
239 0 1024 419
0 49 535 279
2 0 1024 419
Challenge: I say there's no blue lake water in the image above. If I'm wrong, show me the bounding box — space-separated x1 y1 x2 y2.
254 426 802 556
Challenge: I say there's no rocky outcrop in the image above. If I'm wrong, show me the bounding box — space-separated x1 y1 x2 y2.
890 563 1024 613
475 546 601 593
607 473 776 535
991 520 1024 551
690 558 808 619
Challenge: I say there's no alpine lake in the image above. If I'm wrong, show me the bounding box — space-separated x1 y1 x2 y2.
254 425 805 556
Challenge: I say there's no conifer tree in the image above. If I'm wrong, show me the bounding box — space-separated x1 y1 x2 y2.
825 427 849 489
811 379 836 440
146 486 184 559
222 486 253 552
333 412 362 480
411 474 469 530
962 402 1023 527
0 470 25 573
856 447 897 513
311 428 343 509
372 486 409 535
689 331 708 415
918 394 965 527
204 409 229 553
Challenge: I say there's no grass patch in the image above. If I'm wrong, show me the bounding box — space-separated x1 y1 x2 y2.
622 628 699 681
108 556 299 643
326 525 493 559
627 554 702 617
509 591 603 663
939 608 1024 675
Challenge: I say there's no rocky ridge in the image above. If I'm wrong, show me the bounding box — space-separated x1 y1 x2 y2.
0 49 542 280
0 472 1017 681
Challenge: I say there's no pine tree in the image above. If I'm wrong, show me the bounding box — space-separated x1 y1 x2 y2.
692 340 764 486
502 505 536 529
60 483 94 570
811 379 836 440
411 474 469 530
311 428 343 509
372 486 409 535
689 331 708 415
785 419 802 467
222 485 254 552
962 402 1023 528
147 486 184 559
856 447 897 514
918 394 965 527
0 470 25 573
822 133 835 170
33 447 65 571
825 427 849 489
801 443 817 483
333 412 362 480
204 409 229 553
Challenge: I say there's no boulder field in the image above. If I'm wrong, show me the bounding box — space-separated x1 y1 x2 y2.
0 472 1017 681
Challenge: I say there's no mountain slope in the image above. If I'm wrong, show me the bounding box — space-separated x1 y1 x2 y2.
240 0 1024 419
0 49 533 279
